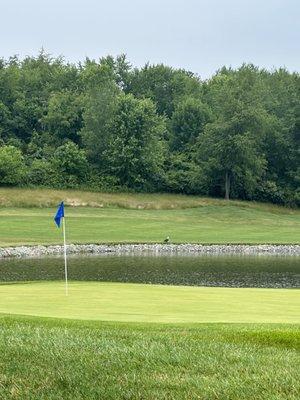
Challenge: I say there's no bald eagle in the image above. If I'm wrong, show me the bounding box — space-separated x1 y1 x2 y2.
163 236 170 244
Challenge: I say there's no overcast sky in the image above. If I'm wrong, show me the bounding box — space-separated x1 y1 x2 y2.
1 0 299 78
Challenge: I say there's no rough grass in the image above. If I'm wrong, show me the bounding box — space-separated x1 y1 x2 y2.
0 282 299 323
0 187 228 209
0 204 299 246
0 316 299 399
0 187 297 212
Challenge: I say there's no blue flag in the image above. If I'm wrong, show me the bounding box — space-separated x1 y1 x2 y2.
54 202 64 227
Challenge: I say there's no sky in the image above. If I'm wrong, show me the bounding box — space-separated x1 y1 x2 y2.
1 0 299 79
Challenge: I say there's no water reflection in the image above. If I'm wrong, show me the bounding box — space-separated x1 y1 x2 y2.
0 254 299 288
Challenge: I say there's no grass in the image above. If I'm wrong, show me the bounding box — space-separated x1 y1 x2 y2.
0 204 299 246
0 188 298 398
0 187 292 210
0 188 298 245
0 316 299 399
0 281 299 323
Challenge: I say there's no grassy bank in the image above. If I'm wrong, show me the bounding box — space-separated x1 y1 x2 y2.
0 282 299 323
0 205 299 246
0 316 299 399
0 187 291 210
0 188 298 245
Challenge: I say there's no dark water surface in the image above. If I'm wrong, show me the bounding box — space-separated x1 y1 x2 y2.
0 254 299 288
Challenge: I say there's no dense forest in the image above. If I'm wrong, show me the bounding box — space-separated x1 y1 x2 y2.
0 51 299 205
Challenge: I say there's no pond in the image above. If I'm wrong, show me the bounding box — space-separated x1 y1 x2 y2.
0 254 299 288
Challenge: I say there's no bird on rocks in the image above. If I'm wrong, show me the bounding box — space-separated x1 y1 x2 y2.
163 236 170 244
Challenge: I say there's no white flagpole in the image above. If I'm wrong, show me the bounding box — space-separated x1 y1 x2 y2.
62 216 68 296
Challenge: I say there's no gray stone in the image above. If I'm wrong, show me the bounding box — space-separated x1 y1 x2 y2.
0 243 299 258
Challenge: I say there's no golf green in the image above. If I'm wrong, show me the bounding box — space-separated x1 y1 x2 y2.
0 281 299 323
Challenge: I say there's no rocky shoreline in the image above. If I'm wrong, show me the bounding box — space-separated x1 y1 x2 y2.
0 243 299 258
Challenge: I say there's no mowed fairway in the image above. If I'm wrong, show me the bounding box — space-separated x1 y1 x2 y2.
0 204 299 246
0 282 299 323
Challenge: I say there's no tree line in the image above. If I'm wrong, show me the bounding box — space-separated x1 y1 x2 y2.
0 51 299 205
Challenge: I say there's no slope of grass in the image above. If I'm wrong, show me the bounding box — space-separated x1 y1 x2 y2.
0 187 230 209
0 316 299 400
0 187 297 212
0 281 299 323
0 204 299 246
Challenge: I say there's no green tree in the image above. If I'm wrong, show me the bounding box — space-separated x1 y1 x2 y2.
82 83 167 190
0 52 299 204
197 116 266 200
0 145 26 185
42 91 83 144
171 98 212 151
105 94 166 189
27 159 58 187
52 142 89 187
199 66 272 200
127 64 201 117
164 153 205 194
81 80 119 168
0 101 11 141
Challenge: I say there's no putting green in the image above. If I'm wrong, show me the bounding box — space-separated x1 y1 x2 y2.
0 282 299 323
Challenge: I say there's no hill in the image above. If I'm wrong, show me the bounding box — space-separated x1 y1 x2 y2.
0 188 299 246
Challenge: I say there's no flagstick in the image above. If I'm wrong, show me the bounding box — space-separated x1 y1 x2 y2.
62 216 68 296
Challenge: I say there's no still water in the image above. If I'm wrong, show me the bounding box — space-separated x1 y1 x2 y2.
0 254 299 288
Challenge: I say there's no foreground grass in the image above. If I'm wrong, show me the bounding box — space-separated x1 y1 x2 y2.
0 316 299 399
0 203 299 246
0 282 299 323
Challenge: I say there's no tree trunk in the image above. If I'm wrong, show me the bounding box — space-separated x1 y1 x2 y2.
225 171 230 200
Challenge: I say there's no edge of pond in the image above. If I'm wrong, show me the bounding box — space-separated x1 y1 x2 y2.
0 243 299 258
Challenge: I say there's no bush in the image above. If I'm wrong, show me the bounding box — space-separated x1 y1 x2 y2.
0 146 26 185
294 189 300 207
254 180 287 205
27 159 59 187
164 155 206 194
84 171 121 192
51 142 89 187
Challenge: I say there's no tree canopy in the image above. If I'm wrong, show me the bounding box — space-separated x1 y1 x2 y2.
0 52 299 205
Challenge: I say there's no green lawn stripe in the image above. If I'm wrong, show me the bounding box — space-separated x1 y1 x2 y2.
0 282 299 323
0 204 299 246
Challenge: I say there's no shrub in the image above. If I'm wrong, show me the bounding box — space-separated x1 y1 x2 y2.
254 180 287 205
27 159 59 187
0 146 26 185
51 142 89 187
